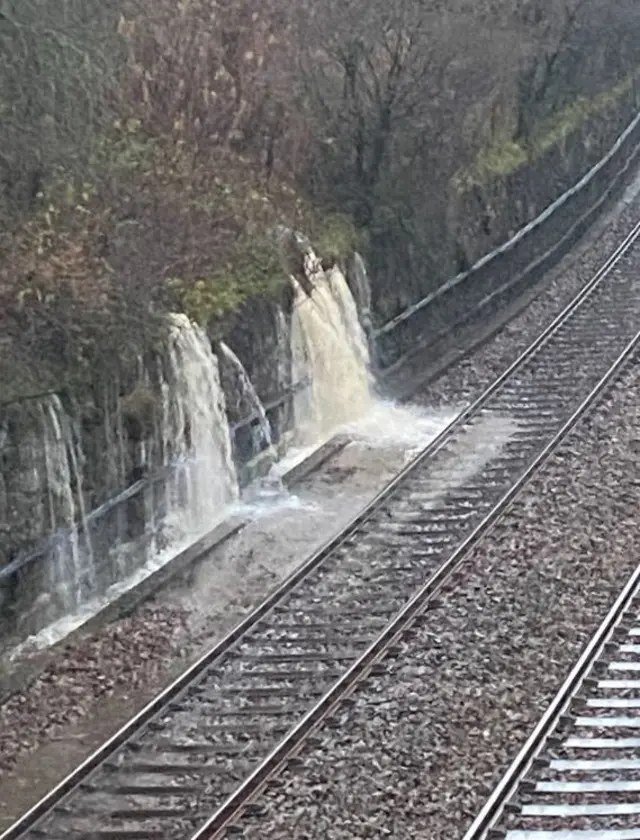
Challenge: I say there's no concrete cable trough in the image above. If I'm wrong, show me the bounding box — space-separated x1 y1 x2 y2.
3 221 640 840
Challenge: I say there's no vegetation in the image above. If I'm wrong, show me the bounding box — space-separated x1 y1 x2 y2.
1 0 639 401
458 69 640 190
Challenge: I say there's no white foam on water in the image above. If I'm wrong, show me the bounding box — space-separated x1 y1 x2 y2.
232 489 319 522
218 340 274 455
39 396 96 612
291 265 374 446
161 314 239 540
342 400 461 461
5 263 469 660
7 532 195 658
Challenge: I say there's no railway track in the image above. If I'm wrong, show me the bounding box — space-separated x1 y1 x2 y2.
463 561 640 840
3 220 640 840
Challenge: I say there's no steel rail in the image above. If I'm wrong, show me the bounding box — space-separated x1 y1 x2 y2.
2 219 640 840
189 331 640 840
462 544 640 840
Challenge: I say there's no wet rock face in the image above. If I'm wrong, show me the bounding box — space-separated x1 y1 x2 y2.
1 88 635 642
0 289 301 645
1 221 373 644
219 289 295 449
368 91 639 365
0 372 153 639
0 406 50 564
0 404 60 640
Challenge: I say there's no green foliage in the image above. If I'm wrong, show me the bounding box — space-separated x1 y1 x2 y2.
167 275 244 325
232 236 288 296
456 70 640 192
533 73 638 154
311 213 364 265
3 0 639 405
91 120 156 174
166 236 287 327
455 136 527 192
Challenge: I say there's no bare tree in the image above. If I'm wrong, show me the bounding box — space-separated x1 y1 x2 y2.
296 0 444 224
513 0 602 139
0 0 122 221
296 0 521 293
1 0 639 401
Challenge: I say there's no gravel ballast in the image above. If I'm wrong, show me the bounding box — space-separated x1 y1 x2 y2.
0 420 454 828
226 356 640 840
1 175 639 831
0 603 189 772
416 173 640 408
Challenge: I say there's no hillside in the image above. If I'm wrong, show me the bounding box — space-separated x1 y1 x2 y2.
1 0 639 403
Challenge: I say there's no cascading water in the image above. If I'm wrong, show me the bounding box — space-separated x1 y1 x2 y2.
328 266 372 366
218 341 273 454
40 396 95 613
5 317 240 654
351 253 373 330
160 314 239 541
291 260 374 445
287 251 457 460
275 307 290 395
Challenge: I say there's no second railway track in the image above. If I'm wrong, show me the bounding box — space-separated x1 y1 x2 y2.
463 562 640 840
3 220 640 840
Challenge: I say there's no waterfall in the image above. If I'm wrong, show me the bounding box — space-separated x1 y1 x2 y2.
275 306 291 400
161 314 238 541
218 341 273 453
291 263 374 445
351 252 373 331
40 396 95 612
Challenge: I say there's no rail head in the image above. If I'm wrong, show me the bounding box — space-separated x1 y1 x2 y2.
461 561 640 840
185 334 640 840
3 222 640 840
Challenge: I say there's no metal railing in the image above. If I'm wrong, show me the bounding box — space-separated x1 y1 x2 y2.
0 376 311 586
374 102 640 370
4 102 640 584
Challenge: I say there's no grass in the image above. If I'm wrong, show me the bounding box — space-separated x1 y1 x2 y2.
310 212 364 265
0 119 363 401
456 71 640 192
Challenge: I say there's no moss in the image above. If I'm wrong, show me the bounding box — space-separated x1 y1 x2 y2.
2 112 364 398
311 212 364 265
456 71 640 192
167 211 366 327
167 235 288 327
232 235 288 297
